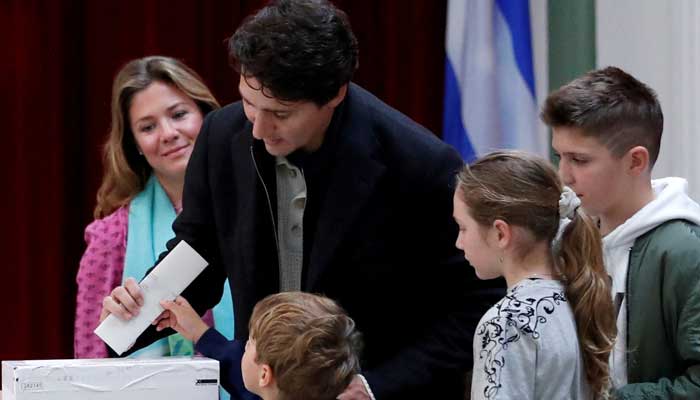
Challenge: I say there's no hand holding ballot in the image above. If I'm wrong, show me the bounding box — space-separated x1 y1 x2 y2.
100 277 145 322
159 296 210 343
93 240 209 355
100 277 177 335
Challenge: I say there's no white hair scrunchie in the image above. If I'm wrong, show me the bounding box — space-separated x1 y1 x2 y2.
558 186 581 220
552 186 581 251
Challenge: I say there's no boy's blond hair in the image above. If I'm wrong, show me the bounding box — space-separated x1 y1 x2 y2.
541 66 664 168
248 292 362 400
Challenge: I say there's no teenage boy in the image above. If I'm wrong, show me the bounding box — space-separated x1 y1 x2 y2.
542 66 700 398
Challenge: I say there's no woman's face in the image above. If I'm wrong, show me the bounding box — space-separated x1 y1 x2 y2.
129 81 204 183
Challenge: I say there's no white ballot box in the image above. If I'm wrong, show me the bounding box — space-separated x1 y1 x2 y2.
1 357 219 400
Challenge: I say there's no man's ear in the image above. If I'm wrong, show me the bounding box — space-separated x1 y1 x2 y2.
492 219 511 249
626 146 650 176
325 84 348 109
259 364 274 388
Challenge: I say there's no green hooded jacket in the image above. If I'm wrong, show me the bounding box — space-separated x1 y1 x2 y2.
615 220 700 399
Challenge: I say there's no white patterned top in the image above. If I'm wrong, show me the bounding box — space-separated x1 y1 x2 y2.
471 278 591 400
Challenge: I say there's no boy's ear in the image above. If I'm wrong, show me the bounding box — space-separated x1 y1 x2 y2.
259 364 274 388
626 146 650 176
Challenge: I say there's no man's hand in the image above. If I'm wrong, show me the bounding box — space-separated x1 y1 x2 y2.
337 375 371 400
159 296 210 343
100 277 144 322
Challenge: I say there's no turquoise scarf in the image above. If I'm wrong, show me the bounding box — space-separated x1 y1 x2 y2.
124 175 234 396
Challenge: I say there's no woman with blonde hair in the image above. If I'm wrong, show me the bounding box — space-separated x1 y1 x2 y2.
453 151 616 399
74 56 234 366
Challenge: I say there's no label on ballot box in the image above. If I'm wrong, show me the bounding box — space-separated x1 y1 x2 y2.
1 357 219 400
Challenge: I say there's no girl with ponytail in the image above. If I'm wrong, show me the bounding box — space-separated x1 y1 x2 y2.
453 150 616 399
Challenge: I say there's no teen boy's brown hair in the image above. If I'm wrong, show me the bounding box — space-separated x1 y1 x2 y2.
248 292 362 400
541 66 664 167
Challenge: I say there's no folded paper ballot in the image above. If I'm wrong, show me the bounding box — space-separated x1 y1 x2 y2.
1 357 219 400
94 240 208 355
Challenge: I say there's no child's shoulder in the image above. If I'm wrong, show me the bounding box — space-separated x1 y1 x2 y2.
640 219 700 259
479 280 570 340
636 220 700 288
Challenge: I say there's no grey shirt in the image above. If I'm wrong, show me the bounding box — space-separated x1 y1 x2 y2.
471 278 591 400
275 156 307 292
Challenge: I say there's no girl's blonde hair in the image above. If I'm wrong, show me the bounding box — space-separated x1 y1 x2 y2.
456 150 616 398
94 56 220 218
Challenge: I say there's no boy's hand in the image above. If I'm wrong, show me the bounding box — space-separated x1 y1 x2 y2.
159 296 210 343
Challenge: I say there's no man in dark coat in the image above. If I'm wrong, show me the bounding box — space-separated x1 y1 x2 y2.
102 1 503 399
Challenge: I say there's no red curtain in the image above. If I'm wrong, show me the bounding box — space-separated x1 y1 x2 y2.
0 0 446 360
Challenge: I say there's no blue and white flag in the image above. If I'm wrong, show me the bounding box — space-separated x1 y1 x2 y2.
443 0 544 162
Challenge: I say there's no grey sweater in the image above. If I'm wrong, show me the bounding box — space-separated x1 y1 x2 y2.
471 278 591 400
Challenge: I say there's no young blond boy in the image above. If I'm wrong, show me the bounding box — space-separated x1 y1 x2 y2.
542 66 700 398
161 292 362 400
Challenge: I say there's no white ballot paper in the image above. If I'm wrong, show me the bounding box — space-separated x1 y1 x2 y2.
94 240 208 355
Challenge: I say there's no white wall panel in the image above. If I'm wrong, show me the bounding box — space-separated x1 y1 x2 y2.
596 0 700 199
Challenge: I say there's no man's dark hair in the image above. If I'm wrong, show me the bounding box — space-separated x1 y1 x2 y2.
229 0 359 106
541 66 664 167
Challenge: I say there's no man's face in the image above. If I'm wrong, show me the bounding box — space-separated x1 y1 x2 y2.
239 75 342 156
551 126 629 218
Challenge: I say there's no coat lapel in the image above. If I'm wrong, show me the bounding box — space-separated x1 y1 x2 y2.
233 125 280 293
305 93 386 289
